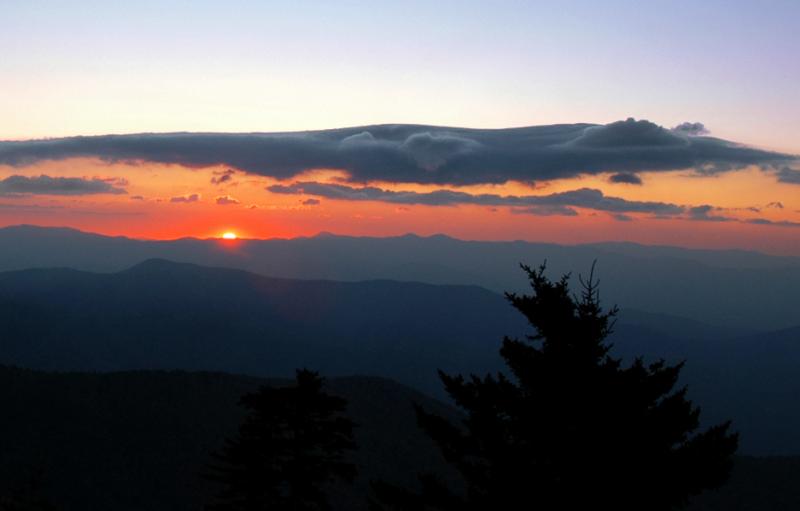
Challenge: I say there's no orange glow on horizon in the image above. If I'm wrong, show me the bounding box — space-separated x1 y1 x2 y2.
1 158 799 256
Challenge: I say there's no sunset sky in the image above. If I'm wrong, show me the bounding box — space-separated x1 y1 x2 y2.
1 0 798 254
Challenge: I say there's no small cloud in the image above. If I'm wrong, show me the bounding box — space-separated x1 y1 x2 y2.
688 205 733 222
211 168 236 185
672 122 709 136
766 201 784 209
609 172 643 185
215 195 240 205
130 195 145 200
302 198 320 206
612 213 634 221
170 193 201 203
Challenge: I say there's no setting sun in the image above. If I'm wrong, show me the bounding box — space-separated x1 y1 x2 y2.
222 232 237 240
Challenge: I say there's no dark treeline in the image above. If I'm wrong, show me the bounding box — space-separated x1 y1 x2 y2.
196 264 736 510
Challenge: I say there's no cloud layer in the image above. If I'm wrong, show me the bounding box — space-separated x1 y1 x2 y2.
0 174 127 196
268 181 800 227
1 119 795 186
267 181 685 216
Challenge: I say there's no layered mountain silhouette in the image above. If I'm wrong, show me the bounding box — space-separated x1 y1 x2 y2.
0 259 798 455
0 259 523 394
2 225 799 331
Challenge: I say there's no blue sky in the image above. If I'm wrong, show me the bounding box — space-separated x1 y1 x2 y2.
2 0 798 151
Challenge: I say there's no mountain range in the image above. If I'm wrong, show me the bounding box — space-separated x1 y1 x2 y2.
0 256 798 455
2 224 799 331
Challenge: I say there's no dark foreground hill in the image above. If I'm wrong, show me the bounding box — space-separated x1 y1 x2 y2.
0 366 458 511
0 366 798 511
1 260 800 455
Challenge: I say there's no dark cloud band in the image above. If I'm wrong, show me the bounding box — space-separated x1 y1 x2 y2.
0 174 127 196
268 180 800 228
609 172 643 185
267 181 685 216
1 119 795 186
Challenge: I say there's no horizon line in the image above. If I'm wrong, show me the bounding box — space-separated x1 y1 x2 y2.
1 223 797 259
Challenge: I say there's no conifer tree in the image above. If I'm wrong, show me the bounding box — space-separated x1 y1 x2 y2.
207 370 357 511
375 263 738 511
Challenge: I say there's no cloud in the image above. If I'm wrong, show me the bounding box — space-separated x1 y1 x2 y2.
302 198 320 206
170 193 200 203
215 195 240 205
398 132 481 171
688 205 733 222
608 172 643 185
0 202 142 216
612 213 634 222
130 195 145 200
685 206 800 227
776 166 800 184
1 118 795 186
510 205 579 216
0 174 127 196
745 218 800 228
211 168 236 185
267 180 800 229
766 201 784 209
267 181 685 216
672 122 710 136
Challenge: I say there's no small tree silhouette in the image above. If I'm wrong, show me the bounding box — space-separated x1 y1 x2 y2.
374 263 738 511
206 369 357 511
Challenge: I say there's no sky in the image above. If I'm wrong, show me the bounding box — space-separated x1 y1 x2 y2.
1 0 799 253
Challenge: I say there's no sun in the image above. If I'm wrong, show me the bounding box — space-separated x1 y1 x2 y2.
221 231 237 240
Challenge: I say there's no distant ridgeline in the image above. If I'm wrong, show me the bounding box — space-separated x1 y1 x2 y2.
1 225 799 331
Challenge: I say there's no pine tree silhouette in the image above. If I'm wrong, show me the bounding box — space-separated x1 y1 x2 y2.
206 369 357 511
374 263 738 511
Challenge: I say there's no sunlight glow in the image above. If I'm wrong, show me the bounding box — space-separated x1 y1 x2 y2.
222 232 237 240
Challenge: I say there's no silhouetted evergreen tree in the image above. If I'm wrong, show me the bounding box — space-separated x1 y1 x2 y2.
206 369 357 511
374 263 738 511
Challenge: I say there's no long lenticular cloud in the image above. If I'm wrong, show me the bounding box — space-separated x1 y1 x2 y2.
0 119 796 186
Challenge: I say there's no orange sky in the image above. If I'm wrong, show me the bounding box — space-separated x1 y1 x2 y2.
1 158 798 255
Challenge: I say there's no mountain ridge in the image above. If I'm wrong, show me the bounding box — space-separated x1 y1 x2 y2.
0 259 798 455
2 224 799 330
